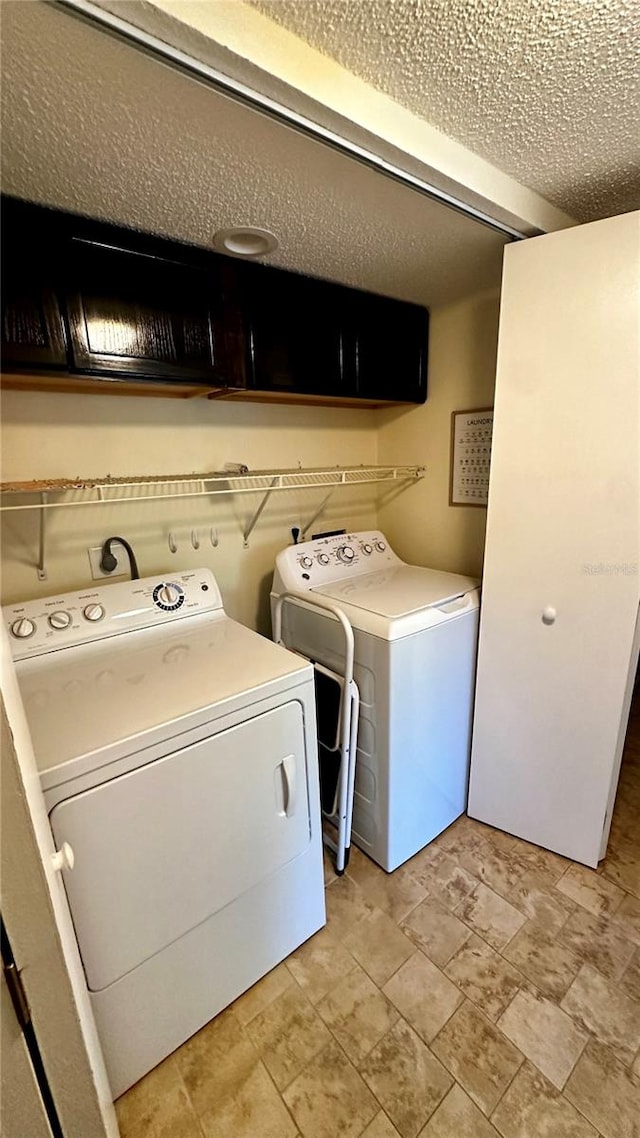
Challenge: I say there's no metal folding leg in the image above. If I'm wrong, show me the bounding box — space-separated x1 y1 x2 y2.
272 592 359 875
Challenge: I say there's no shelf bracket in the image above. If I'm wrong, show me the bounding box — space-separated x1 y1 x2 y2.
301 488 336 540
37 493 48 581
242 476 279 547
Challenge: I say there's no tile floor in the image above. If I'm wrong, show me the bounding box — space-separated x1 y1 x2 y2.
116 690 640 1138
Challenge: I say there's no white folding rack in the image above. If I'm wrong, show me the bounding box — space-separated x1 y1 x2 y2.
0 465 424 579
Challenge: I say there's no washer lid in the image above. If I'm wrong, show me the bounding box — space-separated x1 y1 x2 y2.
312 566 478 619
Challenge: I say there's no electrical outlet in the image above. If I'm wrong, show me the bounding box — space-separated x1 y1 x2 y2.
88 543 127 580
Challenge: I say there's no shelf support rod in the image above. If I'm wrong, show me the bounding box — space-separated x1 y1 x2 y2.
301 489 336 540
37 493 48 581
242 477 279 547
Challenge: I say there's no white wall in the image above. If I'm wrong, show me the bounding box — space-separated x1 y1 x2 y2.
0 392 379 634
378 288 501 577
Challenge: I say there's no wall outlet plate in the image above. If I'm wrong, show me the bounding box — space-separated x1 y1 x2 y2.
88 543 128 580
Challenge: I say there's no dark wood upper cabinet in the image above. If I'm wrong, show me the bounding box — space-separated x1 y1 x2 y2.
1 211 68 371
351 292 428 403
66 238 227 385
242 263 353 397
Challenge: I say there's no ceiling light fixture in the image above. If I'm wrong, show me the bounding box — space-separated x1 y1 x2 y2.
213 227 278 258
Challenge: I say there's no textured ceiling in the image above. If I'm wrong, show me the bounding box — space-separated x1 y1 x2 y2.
0 1 507 307
250 0 640 223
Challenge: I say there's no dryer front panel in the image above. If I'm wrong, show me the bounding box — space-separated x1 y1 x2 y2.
50 700 310 991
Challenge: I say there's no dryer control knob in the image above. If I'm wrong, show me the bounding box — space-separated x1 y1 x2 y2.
83 603 105 622
361 543 373 555
157 585 181 607
300 556 313 569
338 545 355 563
48 610 72 630
11 617 36 639
317 553 330 566
375 540 387 552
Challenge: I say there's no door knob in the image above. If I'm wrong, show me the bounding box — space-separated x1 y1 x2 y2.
541 606 557 625
51 842 75 872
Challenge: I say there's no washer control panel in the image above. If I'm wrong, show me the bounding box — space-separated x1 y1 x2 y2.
5 569 223 660
274 530 401 593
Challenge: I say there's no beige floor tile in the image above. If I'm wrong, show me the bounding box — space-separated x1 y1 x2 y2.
497 987 586 1090
555 863 625 917
435 815 486 857
560 962 640 1065
383 950 463 1044
458 840 531 898
502 921 583 999
456 883 526 951
232 961 295 1026
348 847 428 923
360 1112 402 1137
558 905 637 981
175 1007 259 1116
510 840 570 885
244 984 331 1090
417 1083 500 1137
564 1040 640 1138
613 893 640 946
286 924 358 1005
431 1001 523 1116
325 874 376 940
316 963 399 1065
199 1061 297 1138
344 907 416 986
599 838 640 899
360 1019 453 1138
505 871 575 936
400 896 471 966
115 1057 202 1138
283 1039 379 1138
444 934 522 1021
619 948 640 1000
405 849 478 912
491 1061 598 1138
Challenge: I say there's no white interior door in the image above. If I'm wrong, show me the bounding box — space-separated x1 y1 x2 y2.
469 211 640 867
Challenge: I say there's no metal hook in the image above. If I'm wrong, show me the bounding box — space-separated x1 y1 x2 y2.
210 528 219 548
191 529 200 551
168 532 178 554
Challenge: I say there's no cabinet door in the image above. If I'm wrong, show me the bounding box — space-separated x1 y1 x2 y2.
67 239 226 384
468 212 640 867
1 226 67 370
245 265 351 396
353 293 427 403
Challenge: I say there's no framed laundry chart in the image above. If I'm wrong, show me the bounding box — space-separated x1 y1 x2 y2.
450 407 494 507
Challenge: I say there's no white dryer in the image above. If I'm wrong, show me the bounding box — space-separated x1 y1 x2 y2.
272 532 480 872
5 569 325 1098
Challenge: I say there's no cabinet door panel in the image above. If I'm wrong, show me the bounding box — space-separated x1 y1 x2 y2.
67 240 224 384
1 221 67 369
245 266 351 396
354 294 427 403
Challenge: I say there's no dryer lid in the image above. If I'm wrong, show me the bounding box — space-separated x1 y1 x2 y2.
312 565 478 619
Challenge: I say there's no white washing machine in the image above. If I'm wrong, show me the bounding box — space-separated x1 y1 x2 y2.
272 531 480 872
5 569 325 1098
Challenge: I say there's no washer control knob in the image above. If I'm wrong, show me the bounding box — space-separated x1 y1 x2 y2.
338 545 356 563
83 603 105 622
48 610 72 630
361 543 373 555
375 540 387 552
11 617 36 639
300 556 313 569
317 553 330 565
